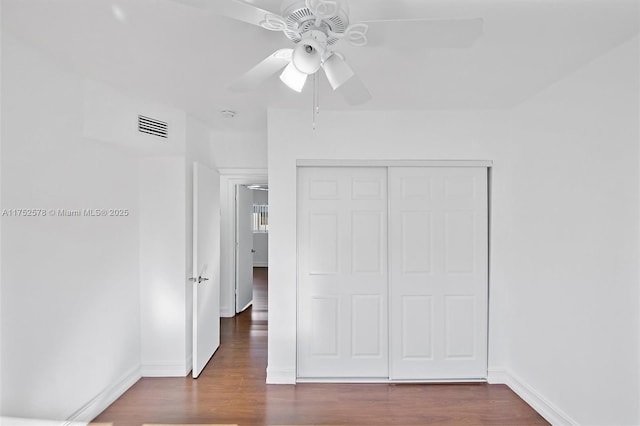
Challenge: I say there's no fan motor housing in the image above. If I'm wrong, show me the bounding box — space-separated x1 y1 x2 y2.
281 0 349 45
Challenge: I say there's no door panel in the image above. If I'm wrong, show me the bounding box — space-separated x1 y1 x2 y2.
298 167 388 378
308 213 339 274
310 296 340 356
192 162 220 378
445 211 475 273
401 211 432 273
351 212 383 273
401 296 433 359
444 296 476 359
389 167 488 380
351 295 383 357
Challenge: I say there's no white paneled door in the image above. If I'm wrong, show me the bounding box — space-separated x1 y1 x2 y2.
297 165 488 381
388 167 488 380
192 162 221 379
297 167 389 378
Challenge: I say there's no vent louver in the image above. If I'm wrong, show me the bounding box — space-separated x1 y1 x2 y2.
138 115 168 138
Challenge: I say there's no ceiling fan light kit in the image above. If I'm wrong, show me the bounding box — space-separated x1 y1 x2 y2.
322 52 354 90
173 0 484 106
221 0 373 105
291 32 326 74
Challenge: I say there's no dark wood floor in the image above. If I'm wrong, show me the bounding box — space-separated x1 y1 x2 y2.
95 267 548 425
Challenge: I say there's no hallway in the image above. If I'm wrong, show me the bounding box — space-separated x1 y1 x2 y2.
95 268 547 425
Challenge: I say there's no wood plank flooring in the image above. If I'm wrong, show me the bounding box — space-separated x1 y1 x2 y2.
94 268 548 426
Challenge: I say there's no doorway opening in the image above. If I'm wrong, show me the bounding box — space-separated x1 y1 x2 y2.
219 169 267 319
235 183 269 314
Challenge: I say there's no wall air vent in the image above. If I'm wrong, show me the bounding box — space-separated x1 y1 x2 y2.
138 115 168 139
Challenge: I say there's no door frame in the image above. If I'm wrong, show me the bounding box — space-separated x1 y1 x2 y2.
295 159 493 383
219 169 268 317
235 183 256 313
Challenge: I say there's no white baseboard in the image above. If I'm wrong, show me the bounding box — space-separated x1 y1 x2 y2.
186 354 193 376
141 361 190 377
253 262 268 267
487 368 511 385
488 368 577 426
297 377 486 384
220 304 235 318
239 299 253 313
266 367 296 384
65 365 141 423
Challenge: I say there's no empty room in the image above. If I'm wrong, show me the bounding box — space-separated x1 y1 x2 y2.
1 0 639 425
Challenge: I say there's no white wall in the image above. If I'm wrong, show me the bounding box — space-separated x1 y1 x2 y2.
83 74 198 378
210 130 267 169
499 36 639 425
84 70 211 378
83 80 186 158
267 108 510 383
1 35 141 421
139 157 189 376
1 33 218 420
267 36 639 425
252 189 268 267
0 0 4 411
253 232 268 267
138 111 215 379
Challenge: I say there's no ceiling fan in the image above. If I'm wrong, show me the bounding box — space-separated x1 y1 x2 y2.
173 0 484 105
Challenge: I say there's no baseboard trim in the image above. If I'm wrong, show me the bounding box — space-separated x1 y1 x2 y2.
266 367 296 384
186 354 193 376
239 299 253 313
487 368 511 385
488 368 577 426
141 361 190 377
253 262 268 267
220 306 235 318
65 365 141 423
297 377 486 384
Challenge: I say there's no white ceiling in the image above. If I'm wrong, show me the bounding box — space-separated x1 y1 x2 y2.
3 0 638 132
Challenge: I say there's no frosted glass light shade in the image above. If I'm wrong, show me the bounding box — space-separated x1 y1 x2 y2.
322 53 355 90
280 62 308 92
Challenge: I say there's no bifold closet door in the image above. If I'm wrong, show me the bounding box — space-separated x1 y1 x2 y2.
389 167 488 380
297 167 388 378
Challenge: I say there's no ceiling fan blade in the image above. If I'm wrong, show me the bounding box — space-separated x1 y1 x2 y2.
361 18 484 48
337 74 371 106
220 0 281 27
170 0 208 7
171 0 279 28
228 49 293 92
322 54 355 90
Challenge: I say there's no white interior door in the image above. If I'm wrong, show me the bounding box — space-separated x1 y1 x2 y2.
297 167 388 378
235 185 254 313
388 167 488 380
192 162 221 378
